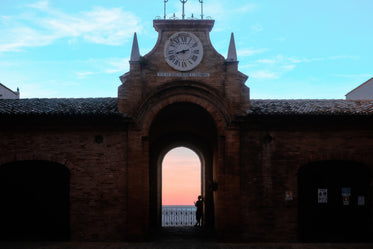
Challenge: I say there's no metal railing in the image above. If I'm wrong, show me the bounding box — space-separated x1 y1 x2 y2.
162 205 196 227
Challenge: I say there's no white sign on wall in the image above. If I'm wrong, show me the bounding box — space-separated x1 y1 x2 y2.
318 188 328 203
342 187 351 206
358 196 365 206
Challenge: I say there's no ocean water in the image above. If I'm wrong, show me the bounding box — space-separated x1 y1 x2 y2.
162 205 196 227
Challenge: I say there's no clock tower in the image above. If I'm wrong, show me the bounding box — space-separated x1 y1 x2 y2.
118 17 249 240
118 19 250 118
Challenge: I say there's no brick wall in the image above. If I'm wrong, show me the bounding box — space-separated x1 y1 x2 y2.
239 116 373 242
1 114 373 242
0 119 129 241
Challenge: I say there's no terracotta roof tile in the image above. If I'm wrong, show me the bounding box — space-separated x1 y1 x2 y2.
0 98 124 117
1 98 373 118
248 99 373 115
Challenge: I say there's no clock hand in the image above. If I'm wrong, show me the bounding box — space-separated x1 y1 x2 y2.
176 49 190 54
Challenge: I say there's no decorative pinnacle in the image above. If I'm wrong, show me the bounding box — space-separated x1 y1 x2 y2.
227 32 238 62
130 32 141 62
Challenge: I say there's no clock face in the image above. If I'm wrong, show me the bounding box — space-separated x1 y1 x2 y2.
164 32 203 71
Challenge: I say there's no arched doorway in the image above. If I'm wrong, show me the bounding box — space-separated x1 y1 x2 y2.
0 160 70 241
149 102 218 232
298 160 372 242
161 147 201 226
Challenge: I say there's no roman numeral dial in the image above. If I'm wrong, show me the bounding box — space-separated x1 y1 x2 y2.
164 32 203 71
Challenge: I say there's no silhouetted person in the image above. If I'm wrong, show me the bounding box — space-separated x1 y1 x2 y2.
194 195 203 227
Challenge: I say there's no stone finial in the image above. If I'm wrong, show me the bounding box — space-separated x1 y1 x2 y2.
130 32 141 62
226 32 237 62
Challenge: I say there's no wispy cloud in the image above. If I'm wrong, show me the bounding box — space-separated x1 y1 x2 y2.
105 58 129 74
236 3 258 13
19 81 61 98
251 23 263 32
0 26 56 52
255 54 358 76
76 71 95 79
27 0 49 10
288 57 324 63
334 73 372 79
257 54 324 65
329 55 359 60
245 52 363 85
72 57 130 76
256 58 276 64
238 48 267 57
250 70 279 80
246 55 325 81
0 0 142 52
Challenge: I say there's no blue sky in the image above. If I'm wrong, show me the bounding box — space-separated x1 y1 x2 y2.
1 0 372 99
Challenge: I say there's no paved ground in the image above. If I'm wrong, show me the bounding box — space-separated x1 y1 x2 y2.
2 242 373 249
1 227 372 249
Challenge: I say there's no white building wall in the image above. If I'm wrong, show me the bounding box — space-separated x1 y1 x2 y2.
346 78 373 100
0 84 19 99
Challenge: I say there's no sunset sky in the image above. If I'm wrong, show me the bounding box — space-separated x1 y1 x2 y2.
162 147 201 206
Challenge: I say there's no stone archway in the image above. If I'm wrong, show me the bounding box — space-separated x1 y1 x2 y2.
0 160 70 241
298 160 372 242
148 102 218 232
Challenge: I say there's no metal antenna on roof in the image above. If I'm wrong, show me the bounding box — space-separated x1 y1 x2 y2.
180 0 187 20
164 0 168 19
199 0 204 20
